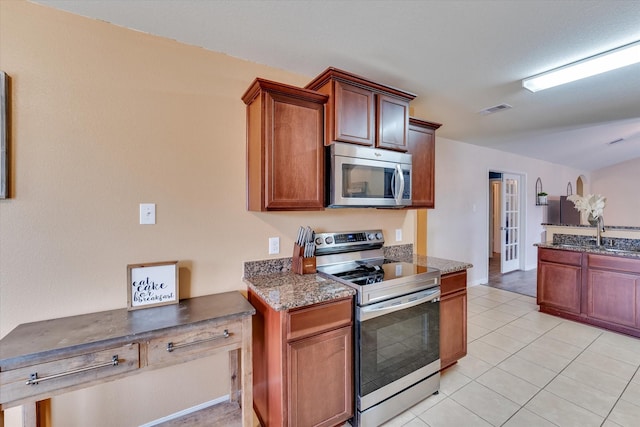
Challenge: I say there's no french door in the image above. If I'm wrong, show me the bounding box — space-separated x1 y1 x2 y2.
501 173 521 273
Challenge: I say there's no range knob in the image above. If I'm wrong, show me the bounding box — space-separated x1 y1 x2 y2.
315 237 323 245
368 233 375 240
325 236 334 244
376 232 383 240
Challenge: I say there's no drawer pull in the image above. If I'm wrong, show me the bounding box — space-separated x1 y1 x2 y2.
26 355 119 385
166 329 230 352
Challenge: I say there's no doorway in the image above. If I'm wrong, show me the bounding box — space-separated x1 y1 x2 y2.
488 171 523 275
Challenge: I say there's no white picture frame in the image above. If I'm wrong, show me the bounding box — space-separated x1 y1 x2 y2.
127 261 179 310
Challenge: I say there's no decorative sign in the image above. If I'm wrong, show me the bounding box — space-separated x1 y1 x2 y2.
127 261 179 310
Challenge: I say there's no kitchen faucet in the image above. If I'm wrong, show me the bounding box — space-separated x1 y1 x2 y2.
596 216 605 247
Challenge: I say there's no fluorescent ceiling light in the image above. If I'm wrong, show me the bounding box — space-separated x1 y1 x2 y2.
522 40 640 92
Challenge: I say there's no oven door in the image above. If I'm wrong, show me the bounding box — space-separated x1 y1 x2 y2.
356 287 440 412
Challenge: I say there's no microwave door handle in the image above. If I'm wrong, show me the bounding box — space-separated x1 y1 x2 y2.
394 164 404 205
391 168 397 199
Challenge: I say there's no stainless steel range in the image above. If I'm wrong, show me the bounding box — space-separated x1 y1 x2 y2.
315 230 441 427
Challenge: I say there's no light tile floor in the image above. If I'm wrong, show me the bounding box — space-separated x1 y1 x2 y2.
377 284 640 427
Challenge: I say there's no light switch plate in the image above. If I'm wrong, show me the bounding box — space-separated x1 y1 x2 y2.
395 229 402 242
140 203 156 225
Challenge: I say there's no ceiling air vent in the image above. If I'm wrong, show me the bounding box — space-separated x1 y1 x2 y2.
606 138 624 145
478 103 513 115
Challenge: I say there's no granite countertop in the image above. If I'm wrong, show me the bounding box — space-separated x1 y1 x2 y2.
244 272 356 311
535 242 640 259
244 248 473 311
390 254 473 275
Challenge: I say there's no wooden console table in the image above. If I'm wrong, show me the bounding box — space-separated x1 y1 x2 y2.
0 292 255 427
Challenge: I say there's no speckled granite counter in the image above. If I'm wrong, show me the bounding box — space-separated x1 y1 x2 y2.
383 244 473 274
244 272 355 311
535 232 640 259
244 245 472 311
535 242 640 259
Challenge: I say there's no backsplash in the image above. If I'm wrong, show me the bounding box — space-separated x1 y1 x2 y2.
244 244 414 278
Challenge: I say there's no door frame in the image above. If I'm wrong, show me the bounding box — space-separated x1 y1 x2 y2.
488 169 527 275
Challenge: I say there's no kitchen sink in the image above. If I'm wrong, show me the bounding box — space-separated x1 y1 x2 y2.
603 247 640 254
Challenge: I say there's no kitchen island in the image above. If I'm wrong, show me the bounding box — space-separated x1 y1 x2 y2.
536 226 640 338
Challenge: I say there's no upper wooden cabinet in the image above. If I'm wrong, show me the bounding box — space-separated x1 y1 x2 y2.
242 78 328 211
306 67 415 151
407 117 442 208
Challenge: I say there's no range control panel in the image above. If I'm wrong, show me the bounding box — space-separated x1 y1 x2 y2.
314 230 385 253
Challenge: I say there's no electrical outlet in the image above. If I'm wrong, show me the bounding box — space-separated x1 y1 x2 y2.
140 203 156 225
395 229 402 242
268 237 280 254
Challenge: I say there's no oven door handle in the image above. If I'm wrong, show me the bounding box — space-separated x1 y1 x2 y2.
359 289 440 321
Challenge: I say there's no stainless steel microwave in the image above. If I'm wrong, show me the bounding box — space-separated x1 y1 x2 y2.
327 142 412 208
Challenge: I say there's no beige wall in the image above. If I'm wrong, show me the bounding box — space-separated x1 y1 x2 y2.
0 2 415 425
591 157 640 227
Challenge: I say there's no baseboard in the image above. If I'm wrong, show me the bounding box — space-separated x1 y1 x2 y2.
139 395 230 427
468 278 487 287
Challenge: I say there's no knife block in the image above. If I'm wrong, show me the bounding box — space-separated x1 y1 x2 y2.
292 243 316 275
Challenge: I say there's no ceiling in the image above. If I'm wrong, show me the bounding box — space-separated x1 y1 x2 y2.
33 0 640 171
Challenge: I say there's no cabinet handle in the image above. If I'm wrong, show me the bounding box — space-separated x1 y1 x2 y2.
26 355 119 385
166 329 230 353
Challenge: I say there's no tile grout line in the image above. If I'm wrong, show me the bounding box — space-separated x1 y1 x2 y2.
598 364 640 427
467 296 616 426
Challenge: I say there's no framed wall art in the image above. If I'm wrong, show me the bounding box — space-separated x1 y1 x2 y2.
127 260 179 310
1 71 7 199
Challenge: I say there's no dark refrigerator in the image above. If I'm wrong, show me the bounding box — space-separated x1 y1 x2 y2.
545 196 581 225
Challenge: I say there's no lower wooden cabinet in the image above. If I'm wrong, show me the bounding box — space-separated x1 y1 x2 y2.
440 270 467 369
587 269 639 327
288 326 353 427
538 261 582 314
586 254 640 330
537 248 640 338
537 248 582 314
249 290 354 427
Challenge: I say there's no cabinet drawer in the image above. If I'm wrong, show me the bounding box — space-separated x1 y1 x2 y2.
588 254 640 274
287 298 352 341
147 320 241 366
441 271 467 296
539 248 582 266
0 343 139 405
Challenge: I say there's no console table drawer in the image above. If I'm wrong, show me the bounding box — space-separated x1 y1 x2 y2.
147 320 242 366
0 343 139 405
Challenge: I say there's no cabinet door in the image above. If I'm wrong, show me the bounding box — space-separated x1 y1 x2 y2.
334 80 375 146
244 79 327 211
288 326 353 427
440 289 467 369
537 261 582 313
376 94 409 151
587 269 640 327
407 122 436 208
264 91 325 210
